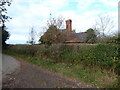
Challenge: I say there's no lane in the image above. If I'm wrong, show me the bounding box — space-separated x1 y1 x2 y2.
2 54 92 88
2 54 21 83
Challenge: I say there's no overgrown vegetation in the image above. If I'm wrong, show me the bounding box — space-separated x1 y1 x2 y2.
4 43 120 88
39 14 67 45
40 25 67 45
85 28 97 43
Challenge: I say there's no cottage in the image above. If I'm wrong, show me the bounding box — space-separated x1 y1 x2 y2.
63 19 88 43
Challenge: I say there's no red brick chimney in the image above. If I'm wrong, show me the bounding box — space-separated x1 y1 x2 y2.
66 19 72 35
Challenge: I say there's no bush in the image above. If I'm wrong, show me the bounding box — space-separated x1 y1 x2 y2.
7 43 119 74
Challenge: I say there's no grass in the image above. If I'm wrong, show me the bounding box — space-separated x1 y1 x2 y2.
3 49 118 88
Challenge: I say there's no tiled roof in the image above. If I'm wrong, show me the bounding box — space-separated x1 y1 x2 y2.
67 32 87 42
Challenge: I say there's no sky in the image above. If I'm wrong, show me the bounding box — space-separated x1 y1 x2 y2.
5 0 119 44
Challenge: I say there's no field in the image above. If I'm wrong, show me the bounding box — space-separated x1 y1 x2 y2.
4 43 120 88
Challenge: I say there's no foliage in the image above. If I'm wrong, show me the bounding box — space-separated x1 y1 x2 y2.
0 0 12 48
39 14 66 45
4 45 119 88
1 26 10 46
0 0 12 24
98 32 120 44
39 25 67 45
7 44 119 74
116 33 120 44
85 28 97 43
5 43 119 87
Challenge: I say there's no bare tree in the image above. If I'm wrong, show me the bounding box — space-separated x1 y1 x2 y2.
93 15 114 37
27 26 36 45
47 14 65 29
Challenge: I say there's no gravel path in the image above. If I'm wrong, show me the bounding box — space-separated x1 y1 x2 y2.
2 54 92 88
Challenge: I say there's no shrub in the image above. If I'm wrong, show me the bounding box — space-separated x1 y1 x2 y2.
7 43 119 74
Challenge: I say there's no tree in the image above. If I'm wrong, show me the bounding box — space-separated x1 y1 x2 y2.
0 0 12 24
113 32 120 44
40 25 58 45
39 25 67 45
85 28 97 43
117 33 120 44
94 15 114 37
1 26 10 45
47 14 65 29
0 0 12 48
39 15 67 45
27 26 36 45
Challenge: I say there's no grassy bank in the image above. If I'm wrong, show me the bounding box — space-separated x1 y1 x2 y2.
3 43 120 88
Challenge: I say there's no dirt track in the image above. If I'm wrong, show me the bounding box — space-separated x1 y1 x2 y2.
2 54 20 81
2 54 92 88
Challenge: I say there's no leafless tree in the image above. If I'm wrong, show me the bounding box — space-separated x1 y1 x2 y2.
47 14 65 29
93 15 114 37
27 26 36 45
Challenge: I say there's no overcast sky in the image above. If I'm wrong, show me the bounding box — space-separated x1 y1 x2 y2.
5 0 119 44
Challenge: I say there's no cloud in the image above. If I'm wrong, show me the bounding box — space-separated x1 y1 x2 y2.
56 10 103 32
6 34 27 44
100 0 119 7
5 0 118 44
76 0 119 10
76 0 96 10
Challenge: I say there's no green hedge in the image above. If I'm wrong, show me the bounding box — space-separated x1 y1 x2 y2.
8 44 119 74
